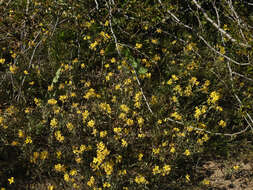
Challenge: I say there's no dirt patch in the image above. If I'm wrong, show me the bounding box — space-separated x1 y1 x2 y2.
201 160 253 190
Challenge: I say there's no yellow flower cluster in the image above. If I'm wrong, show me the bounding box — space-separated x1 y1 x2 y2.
99 103 111 114
55 130 64 142
92 142 110 171
208 91 220 104
135 174 148 184
170 112 182 120
48 99 57 105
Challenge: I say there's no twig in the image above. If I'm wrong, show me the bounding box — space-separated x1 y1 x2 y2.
164 117 251 137
198 35 250 66
192 0 250 48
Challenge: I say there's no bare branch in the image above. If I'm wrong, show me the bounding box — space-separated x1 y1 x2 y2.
164 117 251 137
192 0 250 48
198 35 250 66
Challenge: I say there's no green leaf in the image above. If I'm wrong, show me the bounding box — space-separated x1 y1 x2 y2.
52 67 61 84
138 67 148 74
130 57 138 68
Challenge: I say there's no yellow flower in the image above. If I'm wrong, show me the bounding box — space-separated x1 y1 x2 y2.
100 49 105 55
48 185 54 190
218 120 226 127
40 151 48 160
194 107 202 120
120 104 130 113
170 112 182 120
54 164 64 172
162 164 171 175
138 153 143 161
18 130 24 138
9 65 18 74
48 99 57 105
103 182 111 188
102 161 114 175
137 117 144 126
64 173 70 182
233 165 239 170
113 127 122 134
66 122 74 131
126 118 134 126
135 43 142 49
186 174 190 182
208 91 220 104
0 58 5 64
89 41 98 50
50 118 58 127
135 175 148 184
171 74 178 81
152 148 160 155
152 165 161 175
100 130 107 138
170 147 175 153
111 57 116 63
156 28 162 33
87 176 95 187
202 179 210 185
55 131 64 142
151 39 158 44
184 149 191 156
8 177 14 184
25 136 32 144
121 139 128 147
87 120 95 127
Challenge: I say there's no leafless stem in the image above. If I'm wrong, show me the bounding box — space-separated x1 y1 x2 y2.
198 35 250 66
164 117 251 137
192 0 250 48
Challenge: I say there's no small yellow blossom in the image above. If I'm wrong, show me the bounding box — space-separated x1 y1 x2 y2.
54 164 65 172
151 39 158 44
50 118 58 127
8 177 14 184
135 43 142 49
70 169 77 176
121 139 128 147
111 57 116 63
218 120 226 127
170 147 175 153
87 120 95 127
0 58 5 64
233 165 239 170
25 136 32 144
184 149 191 156
186 174 190 182
152 165 161 175
48 99 57 105
87 176 95 187
126 118 134 126
48 185 54 190
152 148 160 155
135 175 148 184
202 179 210 185
162 164 171 175
64 173 70 182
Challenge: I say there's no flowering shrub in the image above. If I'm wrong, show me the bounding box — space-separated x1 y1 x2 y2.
0 0 252 189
